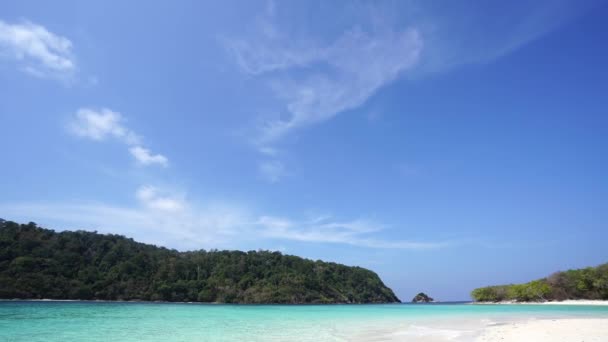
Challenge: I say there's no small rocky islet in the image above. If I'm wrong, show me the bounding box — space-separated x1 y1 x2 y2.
411 292 434 303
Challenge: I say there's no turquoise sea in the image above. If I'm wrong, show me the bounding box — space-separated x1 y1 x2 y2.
1 301 608 341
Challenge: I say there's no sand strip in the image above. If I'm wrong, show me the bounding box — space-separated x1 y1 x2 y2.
476 318 608 342
471 300 608 306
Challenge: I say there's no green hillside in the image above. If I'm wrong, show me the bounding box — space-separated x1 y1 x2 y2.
0 220 399 304
471 263 608 302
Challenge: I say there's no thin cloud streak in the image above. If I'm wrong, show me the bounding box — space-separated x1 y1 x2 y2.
255 215 447 250
70 108 140 144
69 108 168 167
0 200 449 251
136 186 184 212
130 146 169 167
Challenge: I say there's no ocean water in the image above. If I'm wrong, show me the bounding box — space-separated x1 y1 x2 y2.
1 301 607 341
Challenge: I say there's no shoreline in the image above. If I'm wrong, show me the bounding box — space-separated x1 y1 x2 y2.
0 298 211 304
470 299 608 306
476 318 608 341
0 298 404 305
2 300 608 341
4 298 608 306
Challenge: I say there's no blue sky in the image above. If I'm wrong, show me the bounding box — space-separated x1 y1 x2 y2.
1 0 607 300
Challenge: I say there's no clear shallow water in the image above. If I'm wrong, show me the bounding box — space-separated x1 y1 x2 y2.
1 301 607 341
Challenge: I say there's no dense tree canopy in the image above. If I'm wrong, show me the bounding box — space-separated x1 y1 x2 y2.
0 220 399 304
471 263 608 302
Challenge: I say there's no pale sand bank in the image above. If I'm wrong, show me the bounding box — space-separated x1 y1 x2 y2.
476 318 608 342
472 300 608 306
352 317 608 341
541 300 608 306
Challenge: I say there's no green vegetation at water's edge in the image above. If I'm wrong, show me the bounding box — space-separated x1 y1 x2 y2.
0 220 399 304
471 263 608 302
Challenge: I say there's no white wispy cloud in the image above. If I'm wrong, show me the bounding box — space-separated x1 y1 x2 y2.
228 26 423 146
129 146 168 167
136 185 183 211
0 196 448 251
225 7 424 183
256 215 445 250
225 1 597 158
0 20 75 79
70 108 140 144
69 108 168 167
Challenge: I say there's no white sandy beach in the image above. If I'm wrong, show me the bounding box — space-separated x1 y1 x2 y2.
352 316 608 341
471 300 608 306
476 318 608 342
539 300 608 306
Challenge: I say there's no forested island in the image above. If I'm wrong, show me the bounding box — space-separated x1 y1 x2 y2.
0 220 399 304
471 263 608 302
